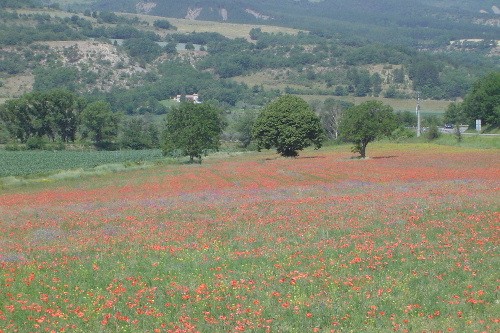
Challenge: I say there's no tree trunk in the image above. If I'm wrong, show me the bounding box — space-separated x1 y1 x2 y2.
360 142 367 158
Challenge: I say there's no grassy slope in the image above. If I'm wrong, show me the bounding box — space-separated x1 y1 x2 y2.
300 95 452 114
119 12 301 39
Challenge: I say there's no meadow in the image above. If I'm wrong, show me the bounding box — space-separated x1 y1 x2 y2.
122 14 301 40
0 143 499 332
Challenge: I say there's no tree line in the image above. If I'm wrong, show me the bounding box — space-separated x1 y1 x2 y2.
0 90 159 150
1 71 497 159
0 89 398 158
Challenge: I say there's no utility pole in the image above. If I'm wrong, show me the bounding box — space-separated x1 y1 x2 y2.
416 91 421 137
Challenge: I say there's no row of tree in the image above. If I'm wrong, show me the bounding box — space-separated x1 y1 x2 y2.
1 72 497 159
0 90 160 150
160 71 499 161
161 95 399 161
0 89 394 159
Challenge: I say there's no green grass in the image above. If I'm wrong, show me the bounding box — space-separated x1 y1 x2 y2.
432 133 500 149
300 95 450 113
122 13 301 39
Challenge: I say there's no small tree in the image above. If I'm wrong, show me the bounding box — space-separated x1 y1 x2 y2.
120 117 159 150
319 98 353 140
339 101 397 158
444 102 465 142
153 19 173 30
426 124 441 141
80 101 120 149
234 109 258 148
444 102 465 127
162 102 224 163
252 95 324 157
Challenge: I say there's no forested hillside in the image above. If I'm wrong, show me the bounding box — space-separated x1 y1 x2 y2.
0 0 498 116
84 0 500 46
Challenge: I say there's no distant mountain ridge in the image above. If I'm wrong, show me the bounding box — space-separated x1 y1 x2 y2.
91 0 500 21
88 0 499 44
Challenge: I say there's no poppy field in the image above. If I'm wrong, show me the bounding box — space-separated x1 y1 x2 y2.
0 143 499 332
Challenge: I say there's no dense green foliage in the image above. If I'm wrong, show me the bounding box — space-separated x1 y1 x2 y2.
33 66 80 92
80 101 120 149
462 72 500 127
162 102 225 162
253 95 324 157
0 0 41 8
120 117 160 150
0 89 85 143
443 103 466 127
441 72 500 129
0 91 165 151
122 37 163 63
339 101 398 158
0 11 158 46
153 19 174 30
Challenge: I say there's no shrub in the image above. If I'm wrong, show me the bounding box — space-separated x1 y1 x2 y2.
391 127 415 142
25 136 47 150
426 124 441 141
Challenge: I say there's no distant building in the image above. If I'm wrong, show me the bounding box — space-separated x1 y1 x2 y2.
173 93 201 104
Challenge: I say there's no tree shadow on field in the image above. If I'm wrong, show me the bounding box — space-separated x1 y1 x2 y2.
348 155 398 160
371 155 398 159
264 155 326 161
296 155 326 160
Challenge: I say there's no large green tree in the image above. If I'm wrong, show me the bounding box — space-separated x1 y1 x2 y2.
339 101 397 158
252 95 324 157
80 101 120 149
44 89 86 142
462 72 500 127
0 90 84 143
162 102 224 163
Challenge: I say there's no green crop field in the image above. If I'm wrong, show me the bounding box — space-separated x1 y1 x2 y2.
0 149 164 178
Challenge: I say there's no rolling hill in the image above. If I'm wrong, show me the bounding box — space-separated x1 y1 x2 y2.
81 0 500 45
